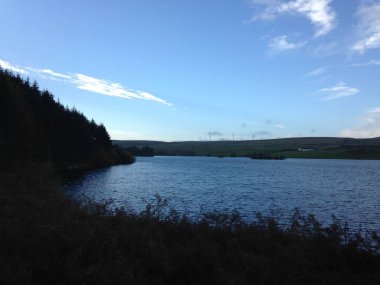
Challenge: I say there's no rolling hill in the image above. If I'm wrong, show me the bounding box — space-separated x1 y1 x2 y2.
114 137 380 159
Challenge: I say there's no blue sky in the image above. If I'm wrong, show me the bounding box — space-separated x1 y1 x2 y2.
1 0 379 141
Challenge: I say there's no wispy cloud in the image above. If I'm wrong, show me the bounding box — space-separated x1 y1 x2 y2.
252 0 336 37
310 41 339 58
0 59 28 74
352 3 380 54
26 67 71 79
350 59 380 67
73 74 172 106
268 35 306 52
319 82 359 101
306 67 326 77
0 59 172 106
340 107 380 138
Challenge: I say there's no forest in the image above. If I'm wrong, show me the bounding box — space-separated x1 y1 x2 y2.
0 68 134 175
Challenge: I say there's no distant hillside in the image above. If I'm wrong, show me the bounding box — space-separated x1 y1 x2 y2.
114 137 380 159
0 68 133 174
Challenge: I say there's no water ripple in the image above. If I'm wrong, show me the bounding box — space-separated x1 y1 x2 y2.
64 157 380 232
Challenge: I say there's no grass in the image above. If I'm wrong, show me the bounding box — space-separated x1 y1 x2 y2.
1 163 380 284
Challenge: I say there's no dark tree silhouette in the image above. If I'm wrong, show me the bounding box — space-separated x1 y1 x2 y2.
125 146 154 156
0 68 134 173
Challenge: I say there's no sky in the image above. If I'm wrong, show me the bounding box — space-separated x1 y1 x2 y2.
1 0 379 141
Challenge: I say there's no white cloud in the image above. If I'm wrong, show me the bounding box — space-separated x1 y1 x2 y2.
251 0 280 20
352 3 380 54
340 107 380 138
74 74 138 98
268 35 306 52
319 82 359 101
73 73 172 106
27 68 71 79
0 59 28 74
350 59 380 67
0 59 172 106
278 0 336 37
252 0 336 37
306 67 326 77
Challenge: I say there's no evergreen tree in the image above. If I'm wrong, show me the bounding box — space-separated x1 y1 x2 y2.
0 68 133 173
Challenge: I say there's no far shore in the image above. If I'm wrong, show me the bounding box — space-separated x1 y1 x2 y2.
114 137 380 160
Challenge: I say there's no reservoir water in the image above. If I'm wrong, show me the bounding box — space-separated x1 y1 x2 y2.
65 157 380 232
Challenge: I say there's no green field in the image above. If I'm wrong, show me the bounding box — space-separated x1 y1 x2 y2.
114 137 380 159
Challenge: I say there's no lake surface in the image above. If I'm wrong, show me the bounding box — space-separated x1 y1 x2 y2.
65 157 380 232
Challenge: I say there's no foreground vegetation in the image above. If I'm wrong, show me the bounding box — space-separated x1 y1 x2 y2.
1 167 380 285
115 137 380 159
1 69 380 284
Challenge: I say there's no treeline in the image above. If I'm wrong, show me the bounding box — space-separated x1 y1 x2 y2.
249 152 285 160
0 68 133 174
125 146 154 156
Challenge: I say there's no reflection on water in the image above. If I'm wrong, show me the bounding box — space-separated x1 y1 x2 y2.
65 157 380 232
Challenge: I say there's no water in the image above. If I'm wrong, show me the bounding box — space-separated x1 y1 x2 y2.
65 157 380 232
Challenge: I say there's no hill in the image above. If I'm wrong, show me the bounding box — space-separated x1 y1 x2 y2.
114 137 380 159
